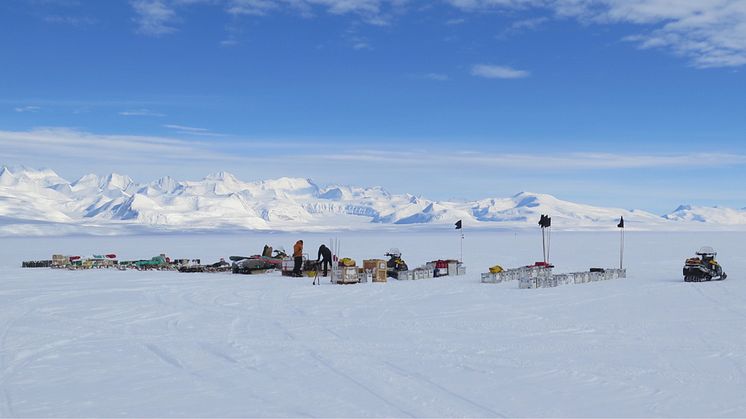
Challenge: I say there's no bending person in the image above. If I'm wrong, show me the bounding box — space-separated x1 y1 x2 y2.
317 244 332 277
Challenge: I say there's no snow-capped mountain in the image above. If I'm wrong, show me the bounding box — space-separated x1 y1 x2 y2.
663 205 746 225
1 165 744 235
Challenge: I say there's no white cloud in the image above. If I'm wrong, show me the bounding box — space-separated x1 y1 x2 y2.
307 149 746 170
450 0 746 69
163 124 210 132
471 64 529 79
352 40 372 49
0 127 223 160
224 0 393 24
453 151 746 170
132 0 405 33
121 0 746 68
226 0 279 16
555 0 746 68
422 73 450 81
131 0 178 35
164 124 227 136
119 109 166 117
0 128 316 163
443 0 544 11
14 106 41 113
11 128 744 174
15 126 742 175
220 38 240 47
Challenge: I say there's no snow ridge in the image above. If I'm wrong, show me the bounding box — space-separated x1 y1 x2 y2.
1 165 745 234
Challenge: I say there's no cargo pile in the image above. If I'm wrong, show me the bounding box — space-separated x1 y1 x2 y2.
21 260 53 268
42 254 120 269
519 268 627 289
22 253 233 272
481 262 625 289
481 262 553 284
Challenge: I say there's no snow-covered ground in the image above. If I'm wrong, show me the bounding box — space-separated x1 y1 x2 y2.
1 230 745 417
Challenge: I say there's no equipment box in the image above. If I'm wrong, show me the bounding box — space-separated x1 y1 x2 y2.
397 270 414 281
282 257 294 276
372 273 387 283
364 259 388 282
447 262 459 276
336 267 359 284
52 254 68 268
358 270 372 283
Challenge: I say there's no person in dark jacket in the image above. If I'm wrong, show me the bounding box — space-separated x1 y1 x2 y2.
317 244 332 277
292 240 304 277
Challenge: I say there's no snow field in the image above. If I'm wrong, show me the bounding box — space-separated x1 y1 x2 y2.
1 231 745 417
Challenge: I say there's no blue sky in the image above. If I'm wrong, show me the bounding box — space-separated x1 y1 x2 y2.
1 0 745 213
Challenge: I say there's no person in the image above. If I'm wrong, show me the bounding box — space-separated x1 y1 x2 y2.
292 240 304 277
317 244 332 277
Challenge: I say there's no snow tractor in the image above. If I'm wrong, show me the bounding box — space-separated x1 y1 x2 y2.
683 246 727 282
385 248 409 279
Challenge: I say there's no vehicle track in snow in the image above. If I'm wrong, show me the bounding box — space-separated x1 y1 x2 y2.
381 359 507 418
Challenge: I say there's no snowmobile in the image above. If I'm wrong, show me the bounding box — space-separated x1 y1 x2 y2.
385 248 409 279
230 246 287 272
683 246 727 282
231 257 276 275
230 246 287 275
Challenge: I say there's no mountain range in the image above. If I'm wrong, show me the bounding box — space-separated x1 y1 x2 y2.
1 165 745 236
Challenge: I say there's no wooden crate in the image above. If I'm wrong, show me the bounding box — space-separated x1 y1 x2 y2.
364 259 388 283
336 267 359 284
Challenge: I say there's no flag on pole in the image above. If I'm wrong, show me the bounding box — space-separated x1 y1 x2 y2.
538 214 551 228
617 216 625 228
455 220 462 230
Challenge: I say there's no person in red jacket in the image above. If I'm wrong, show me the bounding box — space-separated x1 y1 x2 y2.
292 240 304 277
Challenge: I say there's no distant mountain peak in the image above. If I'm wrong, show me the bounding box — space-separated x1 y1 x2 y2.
72 173 100 187
101 173 134 190
0 166 17 186
2 165 746 233
205 171 239 182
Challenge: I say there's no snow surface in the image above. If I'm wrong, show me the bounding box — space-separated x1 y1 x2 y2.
2 231 746 417
3 165 746 236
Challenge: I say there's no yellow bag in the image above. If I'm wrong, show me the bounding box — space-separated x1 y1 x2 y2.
340 257 356 267
489 265 503 274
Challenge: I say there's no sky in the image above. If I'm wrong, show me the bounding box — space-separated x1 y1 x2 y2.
1 0 745 213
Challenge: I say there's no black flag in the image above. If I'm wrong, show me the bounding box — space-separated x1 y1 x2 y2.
455 220 462 230
617 216 624 228
539 214 551 228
